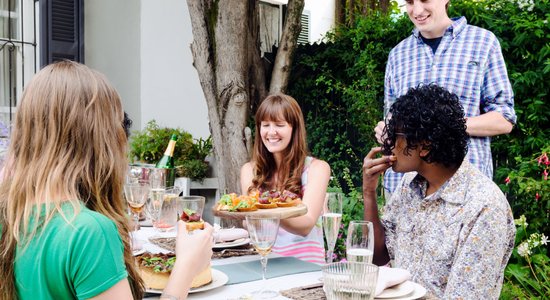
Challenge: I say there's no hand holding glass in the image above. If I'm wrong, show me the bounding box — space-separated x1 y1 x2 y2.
246 215 280 299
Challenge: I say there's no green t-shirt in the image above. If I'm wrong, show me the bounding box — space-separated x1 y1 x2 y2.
13 202 128 299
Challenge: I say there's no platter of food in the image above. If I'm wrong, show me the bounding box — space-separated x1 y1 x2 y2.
212 190 308 220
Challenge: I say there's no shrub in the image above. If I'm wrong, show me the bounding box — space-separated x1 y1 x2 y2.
129 120 212 180
288 9 412 192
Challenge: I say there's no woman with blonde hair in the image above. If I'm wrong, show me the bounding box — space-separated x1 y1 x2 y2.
240 93 331 265
0 61 212 300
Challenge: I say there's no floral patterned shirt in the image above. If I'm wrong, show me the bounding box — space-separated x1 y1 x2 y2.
381 160 515 299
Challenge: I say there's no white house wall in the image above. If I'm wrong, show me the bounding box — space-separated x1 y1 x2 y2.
304 0 335 43
140 0 210 139
84 0 142 131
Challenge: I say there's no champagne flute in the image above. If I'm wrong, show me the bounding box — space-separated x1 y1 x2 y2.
246 215 280 299
146 169 166 228
323 192 343 263
346 221 374 264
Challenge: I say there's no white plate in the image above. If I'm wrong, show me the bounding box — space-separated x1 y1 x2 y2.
146 269 229 294
213 238 250 249
375 281 426 300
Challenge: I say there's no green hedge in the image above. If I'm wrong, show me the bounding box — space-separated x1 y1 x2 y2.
289 0 549 296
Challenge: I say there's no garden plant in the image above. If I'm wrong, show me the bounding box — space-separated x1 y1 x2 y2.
289 0 549 298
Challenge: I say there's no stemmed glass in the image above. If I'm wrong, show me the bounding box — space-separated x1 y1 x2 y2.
124 182 151 232
323 192 343 263
246 215 280 299
346 221 374 264
145 169 166 229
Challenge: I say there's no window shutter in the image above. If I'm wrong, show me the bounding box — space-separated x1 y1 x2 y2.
297 12 310 44
40 0 84 67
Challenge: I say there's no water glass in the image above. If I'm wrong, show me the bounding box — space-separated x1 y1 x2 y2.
346 221 374 264
322 262 379 300
155 187 183 232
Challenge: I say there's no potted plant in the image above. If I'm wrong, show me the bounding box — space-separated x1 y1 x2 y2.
129 120 211 181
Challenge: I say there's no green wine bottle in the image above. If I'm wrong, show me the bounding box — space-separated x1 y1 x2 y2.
155 134 177 168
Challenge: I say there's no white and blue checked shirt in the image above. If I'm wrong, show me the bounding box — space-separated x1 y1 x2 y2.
383 17 516 193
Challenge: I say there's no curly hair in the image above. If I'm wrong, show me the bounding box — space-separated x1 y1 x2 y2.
381 84 468 168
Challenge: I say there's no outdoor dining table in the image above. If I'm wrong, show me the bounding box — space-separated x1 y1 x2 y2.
137 227 322 300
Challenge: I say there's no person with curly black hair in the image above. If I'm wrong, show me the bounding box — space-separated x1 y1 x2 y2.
363 84 515 299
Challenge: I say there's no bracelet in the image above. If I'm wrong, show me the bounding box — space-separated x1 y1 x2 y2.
160 293 180 300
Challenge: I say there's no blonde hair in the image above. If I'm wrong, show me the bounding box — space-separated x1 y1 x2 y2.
0 61 144 299
250 93 308 195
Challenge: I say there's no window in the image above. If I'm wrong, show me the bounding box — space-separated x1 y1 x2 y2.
259 1 311 55
0 0 37 145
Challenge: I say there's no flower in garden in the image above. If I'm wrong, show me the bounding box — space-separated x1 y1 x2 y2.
530 233 541 247
340 258 348 263
543 169 548 181
535 193 540 201
517 241 531 258
541 234 548 246
514 215 528 228
538 153 548 166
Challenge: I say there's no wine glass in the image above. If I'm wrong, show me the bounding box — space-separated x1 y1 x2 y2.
146 187 165 230
346 221 374 264
323 192 343 263
124 182 151 232
145 169 167 229
246 215 280 299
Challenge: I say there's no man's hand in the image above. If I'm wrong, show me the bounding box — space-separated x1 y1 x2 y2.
363 147 395 193
374 121 386 144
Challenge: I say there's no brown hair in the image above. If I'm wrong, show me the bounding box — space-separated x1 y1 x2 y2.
250 93 308 195
0 61 144 299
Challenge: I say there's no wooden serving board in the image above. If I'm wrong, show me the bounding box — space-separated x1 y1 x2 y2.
213 203 308 220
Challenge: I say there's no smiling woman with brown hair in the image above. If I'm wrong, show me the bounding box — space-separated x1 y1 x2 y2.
0 61 212 300
240 93 331 265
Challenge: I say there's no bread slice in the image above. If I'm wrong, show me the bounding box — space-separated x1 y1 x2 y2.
140 265 212 289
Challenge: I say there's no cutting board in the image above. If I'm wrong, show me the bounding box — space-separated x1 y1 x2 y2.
213 203 308 220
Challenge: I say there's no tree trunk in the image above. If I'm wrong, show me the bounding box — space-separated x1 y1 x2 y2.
335 0 346 26
187 0 304 194
187 0 256 194
269 0 305 94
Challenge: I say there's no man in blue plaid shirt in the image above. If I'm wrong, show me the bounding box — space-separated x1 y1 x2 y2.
375 0 517 195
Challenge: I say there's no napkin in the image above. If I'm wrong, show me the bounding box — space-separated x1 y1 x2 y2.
375 266 412 296
215 228 249 243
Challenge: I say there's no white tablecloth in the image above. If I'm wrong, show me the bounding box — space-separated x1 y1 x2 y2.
138 227 322 300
